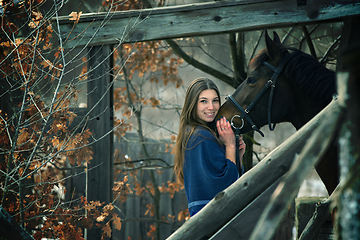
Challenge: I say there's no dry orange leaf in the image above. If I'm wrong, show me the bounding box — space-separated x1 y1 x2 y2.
69 11 82 24
112 214 122 230
102 223 112 237
96 215 105 222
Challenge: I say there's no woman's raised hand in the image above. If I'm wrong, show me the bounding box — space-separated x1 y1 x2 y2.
216 117 235 147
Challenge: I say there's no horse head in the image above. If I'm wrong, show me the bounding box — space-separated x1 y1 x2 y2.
216 30 336 136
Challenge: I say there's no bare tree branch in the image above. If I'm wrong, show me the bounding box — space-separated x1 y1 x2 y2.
165 39 237 87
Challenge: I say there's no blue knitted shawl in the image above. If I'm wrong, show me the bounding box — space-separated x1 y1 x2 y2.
183 126 239 216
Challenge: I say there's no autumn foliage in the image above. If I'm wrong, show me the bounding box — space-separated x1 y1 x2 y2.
1 0 96 238
1 0 188 239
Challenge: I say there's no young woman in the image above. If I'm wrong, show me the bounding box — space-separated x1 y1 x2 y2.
174 77 246 216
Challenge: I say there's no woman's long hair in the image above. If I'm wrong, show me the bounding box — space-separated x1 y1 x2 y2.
174 77 220 184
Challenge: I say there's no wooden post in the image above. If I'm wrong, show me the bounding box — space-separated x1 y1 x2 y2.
335 16 360 240
295 197 333 239
86 45 114 240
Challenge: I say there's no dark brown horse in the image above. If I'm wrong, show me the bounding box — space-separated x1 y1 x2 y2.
217 30 338 194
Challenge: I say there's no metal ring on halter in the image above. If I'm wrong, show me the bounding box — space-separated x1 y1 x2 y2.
230 115 244 129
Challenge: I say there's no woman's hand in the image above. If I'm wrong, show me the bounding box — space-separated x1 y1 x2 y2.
238 135 246 158
217 117 235 148
217 117 246 165
217 117 237 164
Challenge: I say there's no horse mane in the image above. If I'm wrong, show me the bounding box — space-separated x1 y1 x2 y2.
285 48 336 104
251 47 337 104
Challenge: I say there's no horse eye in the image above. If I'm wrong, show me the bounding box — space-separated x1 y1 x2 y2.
247 77 257 84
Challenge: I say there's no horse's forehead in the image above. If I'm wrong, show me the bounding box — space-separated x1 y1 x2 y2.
248 57 261 71
248 51 269 72
248 48 282 73
247 64 268 78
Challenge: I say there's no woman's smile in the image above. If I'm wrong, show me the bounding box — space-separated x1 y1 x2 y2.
197 89 220 123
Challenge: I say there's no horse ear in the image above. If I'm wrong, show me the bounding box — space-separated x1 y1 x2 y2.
265 30 281 60
273 31 282 45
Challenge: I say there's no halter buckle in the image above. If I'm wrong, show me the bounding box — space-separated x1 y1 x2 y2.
230 115 244 130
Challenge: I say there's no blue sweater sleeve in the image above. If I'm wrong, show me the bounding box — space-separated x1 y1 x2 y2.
183 127 239 216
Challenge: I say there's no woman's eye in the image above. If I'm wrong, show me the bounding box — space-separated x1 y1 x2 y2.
247 77 257 84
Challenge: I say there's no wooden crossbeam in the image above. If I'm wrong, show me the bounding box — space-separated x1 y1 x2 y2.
55 0 360 49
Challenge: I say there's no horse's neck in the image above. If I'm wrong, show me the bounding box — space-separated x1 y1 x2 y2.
291 95 329 130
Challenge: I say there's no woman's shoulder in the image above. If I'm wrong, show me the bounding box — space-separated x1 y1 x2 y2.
194 125 212 134
189 126 217 142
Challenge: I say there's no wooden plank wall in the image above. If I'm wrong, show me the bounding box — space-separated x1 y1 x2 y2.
112 133 187 240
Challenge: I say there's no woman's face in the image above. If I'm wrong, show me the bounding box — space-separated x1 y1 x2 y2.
196 89 220 124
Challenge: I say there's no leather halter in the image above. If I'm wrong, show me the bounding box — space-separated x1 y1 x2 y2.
226 52 291 137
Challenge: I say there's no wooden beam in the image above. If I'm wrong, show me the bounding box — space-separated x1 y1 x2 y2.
0 206 35 240
209 176 284 239
166 98 341 240
55 0 360 49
